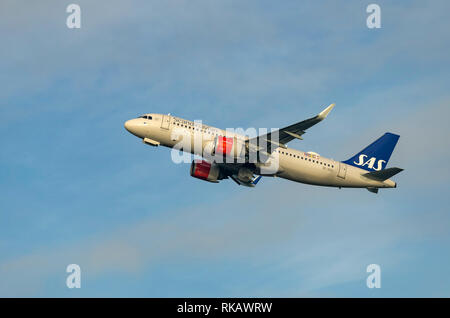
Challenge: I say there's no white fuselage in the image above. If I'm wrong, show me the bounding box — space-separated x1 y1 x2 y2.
124 114 396 189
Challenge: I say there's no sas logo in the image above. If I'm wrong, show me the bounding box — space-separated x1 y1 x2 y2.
354 154 386 171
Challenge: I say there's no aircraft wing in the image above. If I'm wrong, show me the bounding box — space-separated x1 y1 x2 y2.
247 103 335 153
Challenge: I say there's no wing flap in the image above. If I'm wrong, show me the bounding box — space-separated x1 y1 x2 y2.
283 130 304 140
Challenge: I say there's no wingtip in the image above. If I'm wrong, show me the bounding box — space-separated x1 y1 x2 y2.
252 175 262 185
318 103 335 119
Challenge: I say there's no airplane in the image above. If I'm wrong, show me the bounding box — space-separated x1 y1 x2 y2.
124 104 403 193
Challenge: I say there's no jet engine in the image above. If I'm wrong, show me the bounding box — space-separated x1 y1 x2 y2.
190 160 220 183
211 135 247 162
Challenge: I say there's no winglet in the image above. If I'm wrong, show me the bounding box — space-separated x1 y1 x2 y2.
252 175 262 185
317 103 335 120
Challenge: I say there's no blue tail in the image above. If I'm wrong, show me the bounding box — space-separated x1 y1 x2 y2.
342 132 400 172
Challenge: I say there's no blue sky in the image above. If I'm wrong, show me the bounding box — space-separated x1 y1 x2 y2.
0 0 449 297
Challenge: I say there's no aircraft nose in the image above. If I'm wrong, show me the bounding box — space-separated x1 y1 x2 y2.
124 118 144 137
124 120 132 132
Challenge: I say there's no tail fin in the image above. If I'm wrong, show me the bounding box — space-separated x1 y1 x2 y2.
342 132 400 172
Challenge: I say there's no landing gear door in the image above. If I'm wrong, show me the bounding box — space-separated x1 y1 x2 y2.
337 162 347 179
161 115 171 130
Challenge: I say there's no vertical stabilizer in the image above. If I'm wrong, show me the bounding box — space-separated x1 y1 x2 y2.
342 133 400 171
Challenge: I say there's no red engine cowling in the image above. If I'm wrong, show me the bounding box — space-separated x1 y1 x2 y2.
215 136 234 155
213 136 246 160
190 160 220 182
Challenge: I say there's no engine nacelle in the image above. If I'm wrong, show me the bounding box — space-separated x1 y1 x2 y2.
190 160 220 183
213 136 247 161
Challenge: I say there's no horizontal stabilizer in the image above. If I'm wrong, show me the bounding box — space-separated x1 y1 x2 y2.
363 167 404 181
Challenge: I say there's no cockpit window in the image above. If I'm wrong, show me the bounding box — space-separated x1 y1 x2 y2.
139 115 152 120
